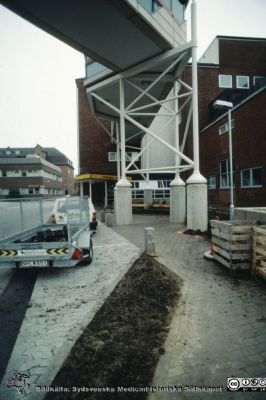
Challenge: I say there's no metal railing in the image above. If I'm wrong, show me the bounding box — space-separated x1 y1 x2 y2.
0 197 55 240
64 197 90 241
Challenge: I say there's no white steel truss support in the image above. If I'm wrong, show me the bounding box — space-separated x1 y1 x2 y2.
126 79 174 114
90 91 194 167
118 78 128 183
125 53 185 111
115 122 121 181
170 80 186 224
127 92 191 114
178 78 192 93
180 101 193 154
125 129 143 143
125 114 179 172
127 165 193 174
174 80 181 175
126 145 141 150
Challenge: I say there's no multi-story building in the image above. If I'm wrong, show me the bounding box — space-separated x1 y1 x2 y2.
0 145 74 196
181 36 266 212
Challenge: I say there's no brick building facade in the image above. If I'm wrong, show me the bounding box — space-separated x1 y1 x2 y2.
76 79 118 204
181 36 266 212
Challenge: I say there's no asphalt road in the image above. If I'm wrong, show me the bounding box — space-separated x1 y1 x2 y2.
0 199 55 240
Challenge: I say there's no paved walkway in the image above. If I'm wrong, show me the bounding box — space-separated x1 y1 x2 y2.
0 223 140 400
113 214 266 399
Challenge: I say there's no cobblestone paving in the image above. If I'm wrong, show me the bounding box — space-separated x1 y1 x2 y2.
0 223 140 400
113 214 266 400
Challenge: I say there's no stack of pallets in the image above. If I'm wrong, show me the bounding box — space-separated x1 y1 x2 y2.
253 226 266 280
211 220 256 271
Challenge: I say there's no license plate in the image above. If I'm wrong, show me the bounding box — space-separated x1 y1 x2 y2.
20 260 49 268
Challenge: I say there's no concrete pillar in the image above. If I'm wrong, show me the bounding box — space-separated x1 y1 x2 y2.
144 188 153 207
170 177 186 223
187 183 208 231
145 227 155 254
115 180 132 225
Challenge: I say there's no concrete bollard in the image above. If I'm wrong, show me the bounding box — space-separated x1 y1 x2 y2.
106 212 114 227
145 227 155 254
100 210 105 222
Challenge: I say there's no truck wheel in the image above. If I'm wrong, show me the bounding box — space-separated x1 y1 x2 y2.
87 239 93 264
79 239 93 266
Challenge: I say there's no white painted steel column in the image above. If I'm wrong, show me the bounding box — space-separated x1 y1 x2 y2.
115 79 132 225
89 181 92 198
186 0 208 231
116 122 121 181
170 80 186 223
118 78 129 184
144 134 153 207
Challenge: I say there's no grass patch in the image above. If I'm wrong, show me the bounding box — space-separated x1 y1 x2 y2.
45 253 183 400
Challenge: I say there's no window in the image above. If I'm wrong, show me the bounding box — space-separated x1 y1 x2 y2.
131 181 139 189
219 119 235 135
241 167 262 188
220 159 234 189
207 176 216 190
236 75 249 89
22 171 27 177
15 150 20 155
6 150 11 155
253 76 266 88
219 75 232 88
108 152 117 162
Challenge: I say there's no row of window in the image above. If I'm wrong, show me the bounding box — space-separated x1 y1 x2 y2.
0 169 62 181
219 75 265 89
0 149 21 155
207 162 262 189
0 187 64 195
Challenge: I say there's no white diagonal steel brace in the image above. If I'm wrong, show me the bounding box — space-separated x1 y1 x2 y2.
125 114 176 171
125 53 184 111
180 101 193 154
125 130 143 142
127 165 193 174
126 79 173 114
90 92 194 166
178 78 192 92
128 92 191 114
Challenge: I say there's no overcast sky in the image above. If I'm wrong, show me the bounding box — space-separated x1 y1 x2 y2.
0 0 265 173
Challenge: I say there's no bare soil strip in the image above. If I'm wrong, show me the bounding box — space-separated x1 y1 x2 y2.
45 253 183 400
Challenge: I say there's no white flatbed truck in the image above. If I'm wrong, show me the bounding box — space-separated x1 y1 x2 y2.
0 196 93 269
